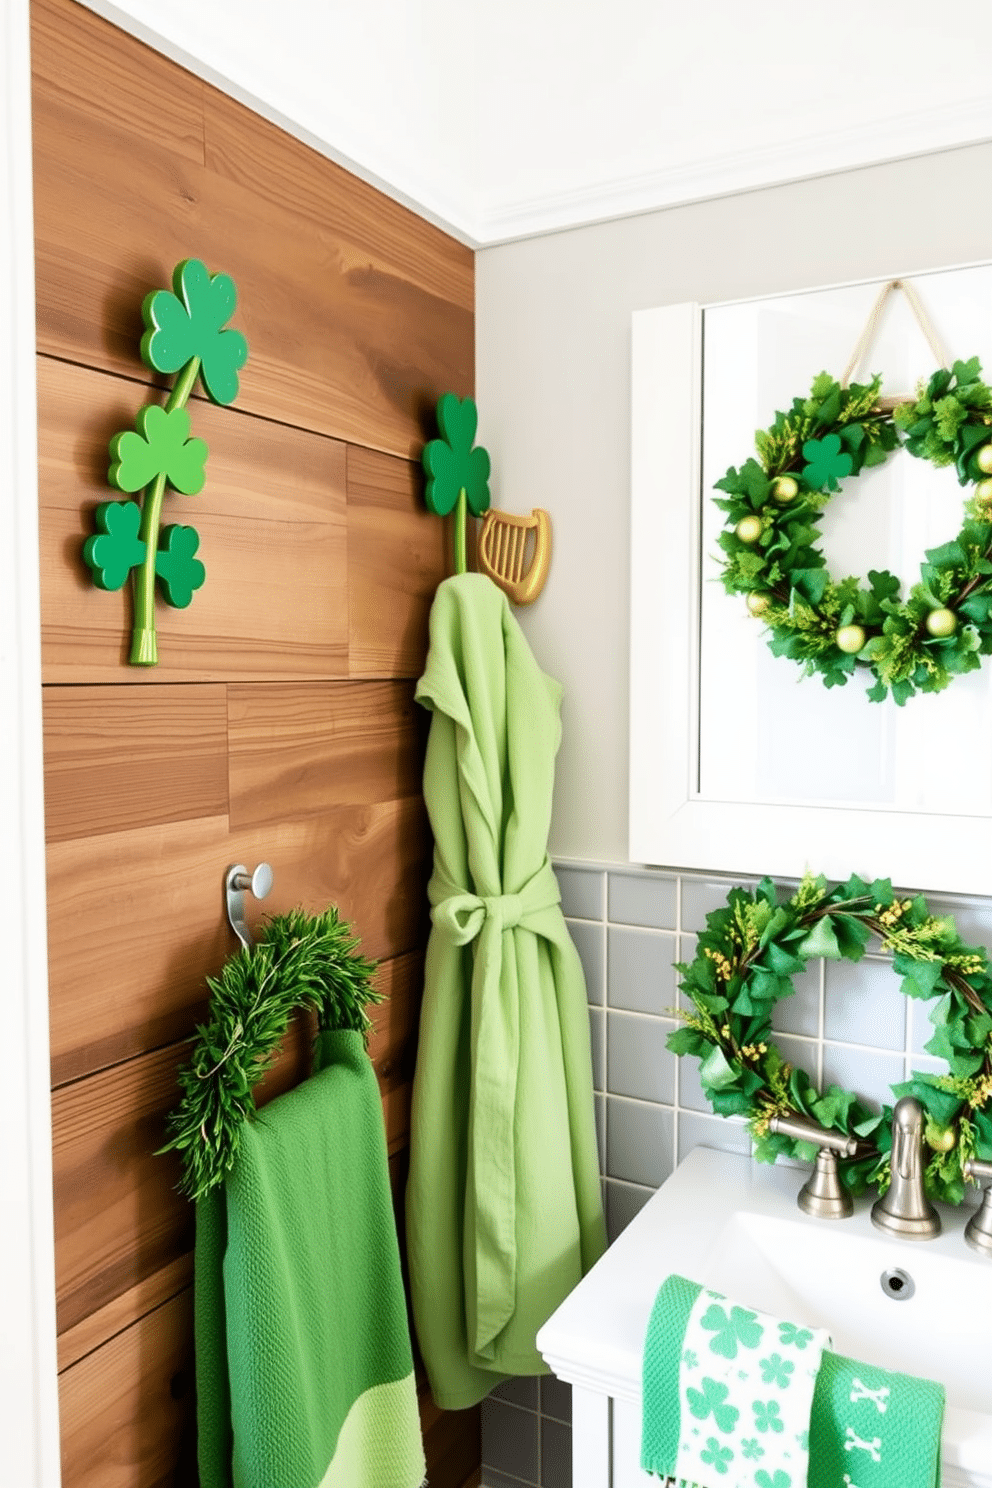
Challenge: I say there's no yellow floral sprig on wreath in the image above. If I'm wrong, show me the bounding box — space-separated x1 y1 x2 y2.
669 871 992 1206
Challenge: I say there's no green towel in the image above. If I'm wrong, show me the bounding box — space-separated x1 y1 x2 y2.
642 1273 945 1488
195 1028 425 1488
641 1273 830 1486
808 1350 944 1488
406 573 607 1410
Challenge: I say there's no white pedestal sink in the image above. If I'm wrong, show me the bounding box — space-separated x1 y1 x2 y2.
537 1145 992 1488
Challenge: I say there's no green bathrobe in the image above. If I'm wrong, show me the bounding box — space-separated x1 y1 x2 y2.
406 573 607 1410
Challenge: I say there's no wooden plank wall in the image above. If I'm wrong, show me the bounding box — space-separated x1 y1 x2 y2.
32 1 481 1482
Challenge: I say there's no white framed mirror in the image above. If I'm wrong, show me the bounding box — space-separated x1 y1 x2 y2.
629 263 992 895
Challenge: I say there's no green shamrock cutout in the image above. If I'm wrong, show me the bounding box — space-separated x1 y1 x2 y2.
141 258 248 406
700 1437 733 1476
109 405 208 496
686 1377 739 1434
155 525 205 608
422 393 491 518
700 1302 764 1358
741 1438 765 1461
758 1353 794 1389
755 1471 792 1488
83 501 146 590
801 432 853 491
85 258 247 664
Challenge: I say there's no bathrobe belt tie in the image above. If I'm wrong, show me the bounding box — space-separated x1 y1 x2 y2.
430 857 563 1359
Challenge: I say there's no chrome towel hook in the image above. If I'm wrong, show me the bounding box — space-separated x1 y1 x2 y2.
225 862 273 950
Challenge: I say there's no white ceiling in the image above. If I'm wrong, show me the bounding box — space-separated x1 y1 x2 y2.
84 0 992 245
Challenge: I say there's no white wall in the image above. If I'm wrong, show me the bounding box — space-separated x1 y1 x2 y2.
476 143 992 863
1 0 61 1480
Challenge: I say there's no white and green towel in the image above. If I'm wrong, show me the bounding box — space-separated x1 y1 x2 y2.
642 1273 830 1487
642 1273 945 1488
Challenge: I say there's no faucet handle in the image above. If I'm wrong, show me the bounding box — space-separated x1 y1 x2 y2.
963 1158 992 1257
769 1114 858 1219
769 1113 860 1158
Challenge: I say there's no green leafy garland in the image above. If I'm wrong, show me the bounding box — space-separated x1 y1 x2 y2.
716 360 992 704
161 908 381 1201
669 872 992 1206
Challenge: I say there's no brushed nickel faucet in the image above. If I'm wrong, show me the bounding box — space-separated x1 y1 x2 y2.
871 1095 942 1240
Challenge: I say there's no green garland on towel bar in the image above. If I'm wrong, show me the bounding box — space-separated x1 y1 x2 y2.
161 907 381 1201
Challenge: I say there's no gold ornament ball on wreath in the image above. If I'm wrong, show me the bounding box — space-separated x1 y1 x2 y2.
735 515 763 543
772 475 799 503
977 444 992 475
746 592 771 616
836 623 866 654
925 607 958 638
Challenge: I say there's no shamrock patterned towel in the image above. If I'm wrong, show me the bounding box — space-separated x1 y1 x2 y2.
641 1273 832 1488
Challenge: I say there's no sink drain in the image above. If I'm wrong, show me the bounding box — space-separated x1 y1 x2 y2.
880 1267 915 1301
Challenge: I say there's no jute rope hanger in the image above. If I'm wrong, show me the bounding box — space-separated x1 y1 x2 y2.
841 278 950 410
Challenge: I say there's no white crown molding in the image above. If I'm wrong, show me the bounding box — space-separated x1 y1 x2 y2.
473 94 992 245
72 1 992 251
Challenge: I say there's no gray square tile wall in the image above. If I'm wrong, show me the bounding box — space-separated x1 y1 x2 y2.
480 859 992 1488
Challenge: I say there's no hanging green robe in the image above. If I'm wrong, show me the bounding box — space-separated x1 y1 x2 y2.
406 573 607 1411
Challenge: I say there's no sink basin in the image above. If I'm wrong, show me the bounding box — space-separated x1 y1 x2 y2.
537 1145 992 1487
706 1206 992 1416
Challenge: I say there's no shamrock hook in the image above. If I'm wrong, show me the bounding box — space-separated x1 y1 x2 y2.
422 392 491 575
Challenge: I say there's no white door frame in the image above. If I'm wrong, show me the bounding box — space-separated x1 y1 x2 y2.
1 0 62 1480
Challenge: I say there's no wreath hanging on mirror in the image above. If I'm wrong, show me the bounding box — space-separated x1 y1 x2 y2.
715 281 992 704
668 871 992 1206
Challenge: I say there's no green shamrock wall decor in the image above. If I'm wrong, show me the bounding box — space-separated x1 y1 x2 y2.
422 392 491 574
83 258 248 664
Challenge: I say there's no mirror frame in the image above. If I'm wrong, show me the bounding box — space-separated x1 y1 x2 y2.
629 299 992 896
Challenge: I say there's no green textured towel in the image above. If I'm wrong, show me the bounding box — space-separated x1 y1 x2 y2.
406 573 607 1410
808 1350 944 1488
195 1028 425 1488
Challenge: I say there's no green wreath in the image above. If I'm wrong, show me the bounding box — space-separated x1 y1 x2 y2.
716 360 992 704
668 871 992 1206
161 907 381 1201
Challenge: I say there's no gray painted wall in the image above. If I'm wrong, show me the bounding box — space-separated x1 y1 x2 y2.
476 145 992 1487
476 142 992 863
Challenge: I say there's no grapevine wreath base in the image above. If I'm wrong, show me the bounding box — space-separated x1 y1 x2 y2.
669 872 992 1204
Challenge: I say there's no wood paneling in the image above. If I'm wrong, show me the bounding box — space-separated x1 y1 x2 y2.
57 1253 193 1375
43 684 228 841
32 4 473 461
58 1289 197 1488
228 678 425 827
347 443 452 677
38 356 349 682
47 798 431 1084
52 1043 191 1335
36 0 475 1479
202 92 473 314
31 0 205 164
